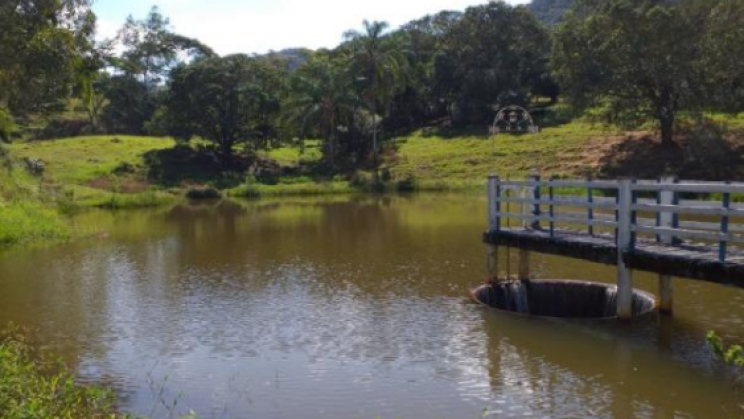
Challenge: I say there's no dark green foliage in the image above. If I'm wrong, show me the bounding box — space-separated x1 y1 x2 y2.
553 0 744 145
395 174 417 192
386 11 461 130
285 53 356 165
0 0 95 117
185 186 222 200
0 107 16 143
116 6 215 90
101 75 157 134
434 2 553 126
99 7 216 135
164 55 285 164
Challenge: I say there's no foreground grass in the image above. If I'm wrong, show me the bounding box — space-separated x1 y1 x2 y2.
0 156 70 248
0 327 205 419
0 328 123 419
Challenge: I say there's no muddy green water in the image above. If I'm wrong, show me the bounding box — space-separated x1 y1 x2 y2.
1 194 743 418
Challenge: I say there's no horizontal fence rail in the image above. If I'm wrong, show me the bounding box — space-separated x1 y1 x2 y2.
487 175 744 263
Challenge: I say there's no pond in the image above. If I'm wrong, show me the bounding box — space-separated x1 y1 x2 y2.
0 194 742 418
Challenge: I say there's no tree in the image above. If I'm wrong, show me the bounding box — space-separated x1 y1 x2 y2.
434 2 552 125
77 40 114 131
285 54 356 164
387 11 461 130
344 20 407 170
702 0 744 113
552 0 712 146
164 55 283 164
0 0 96 117
103 7 216 134
116 6 215 91
100 75 155 134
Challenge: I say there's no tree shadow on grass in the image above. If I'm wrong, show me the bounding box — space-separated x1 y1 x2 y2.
143 145 246 189
596 127 744 180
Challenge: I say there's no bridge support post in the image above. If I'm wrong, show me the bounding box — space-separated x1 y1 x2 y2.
518 249 530 281
657 177 676 315
487 175 500 281
516 171 539 281
487 244 499 281
616 179 634 319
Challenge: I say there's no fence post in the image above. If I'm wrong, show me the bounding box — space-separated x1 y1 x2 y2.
616 179 634 319
658 177 675 315
549 176 556 237
488 175 500 232
720 182 731 263
518 171 539 281
529 170 541 230
587 176 594 236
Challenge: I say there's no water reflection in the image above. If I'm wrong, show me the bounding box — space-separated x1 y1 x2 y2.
0 195 741 418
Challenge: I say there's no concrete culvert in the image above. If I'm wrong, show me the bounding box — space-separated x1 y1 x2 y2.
471 279 656 319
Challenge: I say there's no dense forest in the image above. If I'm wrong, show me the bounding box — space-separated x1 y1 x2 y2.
1 0 744 179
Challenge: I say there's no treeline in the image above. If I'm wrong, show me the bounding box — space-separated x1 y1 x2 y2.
1 0 744 170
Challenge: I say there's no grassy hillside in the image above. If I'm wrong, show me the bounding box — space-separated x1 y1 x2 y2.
389 122 615 187
10 136 174 184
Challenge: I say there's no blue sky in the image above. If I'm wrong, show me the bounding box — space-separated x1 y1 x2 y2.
94 0 528 55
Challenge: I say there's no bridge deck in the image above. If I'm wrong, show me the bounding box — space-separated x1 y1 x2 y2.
484 228 744 287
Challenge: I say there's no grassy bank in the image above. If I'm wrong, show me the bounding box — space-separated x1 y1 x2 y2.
8 135 178 210
0 201 70 248
0 152 70 249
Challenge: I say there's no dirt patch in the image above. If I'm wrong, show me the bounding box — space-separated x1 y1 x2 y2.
86 176 150 193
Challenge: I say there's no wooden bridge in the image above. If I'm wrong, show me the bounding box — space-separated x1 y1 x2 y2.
483 174 744 319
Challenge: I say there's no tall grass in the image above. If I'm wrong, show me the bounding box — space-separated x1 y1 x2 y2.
0 327 123 419
0 201 69 248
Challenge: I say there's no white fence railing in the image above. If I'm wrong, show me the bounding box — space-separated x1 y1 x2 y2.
487 175 744 263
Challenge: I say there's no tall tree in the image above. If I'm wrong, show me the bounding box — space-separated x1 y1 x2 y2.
387 11 461 130
164 55 283 164
702 0 744 113
104 7 215 133
435 1 552 125
285 55 356 164
552 0 712 146
116 6 214 90
344 20 407 170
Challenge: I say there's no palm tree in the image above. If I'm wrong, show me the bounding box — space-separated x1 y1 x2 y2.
285 55 356 165
344 20 407 175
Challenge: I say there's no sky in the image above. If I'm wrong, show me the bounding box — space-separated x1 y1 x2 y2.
93 0 529 56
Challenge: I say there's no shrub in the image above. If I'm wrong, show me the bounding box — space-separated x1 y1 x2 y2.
0 107 16 143
395 175 417 193
185 185 222 200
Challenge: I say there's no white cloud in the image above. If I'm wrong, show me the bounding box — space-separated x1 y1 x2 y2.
94 0 530 56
